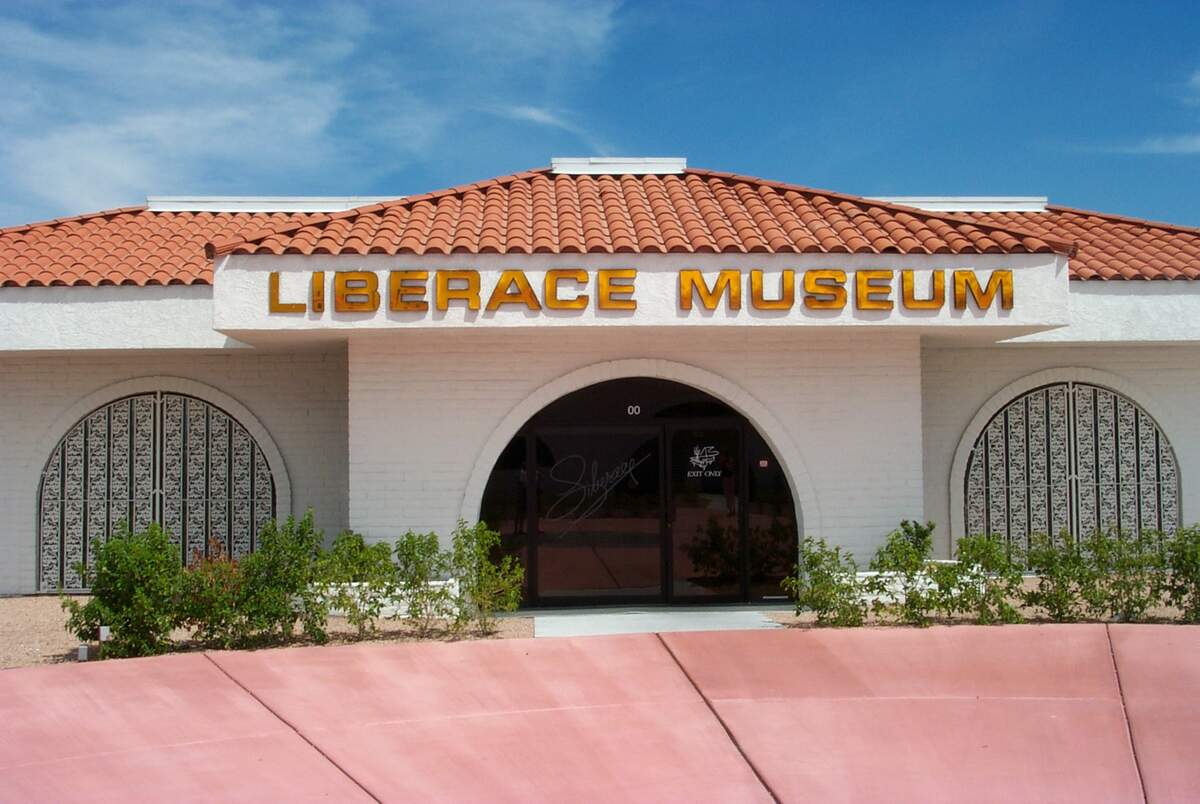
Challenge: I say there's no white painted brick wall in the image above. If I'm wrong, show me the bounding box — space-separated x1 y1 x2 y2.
348 328 926 562
922 343 1200 557
0 346 348 593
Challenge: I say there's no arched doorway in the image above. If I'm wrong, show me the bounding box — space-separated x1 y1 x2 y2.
38 392 278 591
480 378 798 605
963 380 1181 548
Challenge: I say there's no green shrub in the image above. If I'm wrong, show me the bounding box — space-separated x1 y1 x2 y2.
866 520 938 626
61 523 182 658
782 536 866 626
238 510 329 644
394 530 452 636
177 539 249 648
940 534 1024 624
448 520 524 636
318 531 397 637
1079 528 1164 622
1022 531 1092 621
1164 525 1200 622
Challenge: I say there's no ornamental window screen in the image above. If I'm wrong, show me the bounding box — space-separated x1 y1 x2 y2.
964 382 1180 549
38 392 276 591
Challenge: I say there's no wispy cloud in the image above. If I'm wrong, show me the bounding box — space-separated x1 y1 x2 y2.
1098 67 1200 155
492 105 613 154
1110 135 1200 155
0 0 620 224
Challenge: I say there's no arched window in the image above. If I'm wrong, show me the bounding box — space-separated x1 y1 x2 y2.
964 381 1180 548
39 392 276 591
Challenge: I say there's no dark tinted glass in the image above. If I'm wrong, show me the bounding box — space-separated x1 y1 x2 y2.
746 428 797 600
535 428 662 600
669 426 741 599
479 435 530 593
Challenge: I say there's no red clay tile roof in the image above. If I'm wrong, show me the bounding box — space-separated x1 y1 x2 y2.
212 168 1069 258
1 167 1198 287
0 208 313 287
964 206 1200 281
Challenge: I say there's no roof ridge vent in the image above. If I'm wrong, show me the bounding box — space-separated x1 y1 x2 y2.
551 156 686 175
870 196 1049 213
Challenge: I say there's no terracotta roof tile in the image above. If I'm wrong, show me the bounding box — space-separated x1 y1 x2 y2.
2 167 1198 288
0 208 317 287
212 169 1071 260
963 207 1200 280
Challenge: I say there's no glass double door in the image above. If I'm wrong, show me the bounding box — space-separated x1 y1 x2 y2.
532 421 747 604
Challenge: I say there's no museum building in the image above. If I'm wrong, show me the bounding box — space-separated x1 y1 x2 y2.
1 157 1198 604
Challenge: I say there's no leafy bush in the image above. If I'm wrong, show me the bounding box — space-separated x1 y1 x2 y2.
177 539 249 648
1164 525 1200 622
448 520 523 635
61 523 182 658
319 530 397 637
1022 531 1092 621
394 530 452 636
782 536 866 626
1079 528 1164 622
866 520 938 626
937 534 1024 624
238 510 330 643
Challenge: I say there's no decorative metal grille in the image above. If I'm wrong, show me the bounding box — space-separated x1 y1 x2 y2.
964 382 1180 547
38 392 276 591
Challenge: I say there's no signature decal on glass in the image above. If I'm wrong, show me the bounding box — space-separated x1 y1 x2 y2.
545 452 651 523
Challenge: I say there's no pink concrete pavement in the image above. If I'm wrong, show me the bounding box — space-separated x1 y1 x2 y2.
1109 624 1200 803
209 634 770 803
0 652 370 802
661 625 1145 803
2 625 1197 802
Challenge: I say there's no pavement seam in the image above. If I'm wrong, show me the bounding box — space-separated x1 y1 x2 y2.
202 652 381 803
1105 624 1148 804
655 633 781 804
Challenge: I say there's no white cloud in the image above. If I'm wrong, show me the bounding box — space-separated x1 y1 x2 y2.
0 0 620 224
494 105 613 154
1114 135 1200 155
1100 67 1200 155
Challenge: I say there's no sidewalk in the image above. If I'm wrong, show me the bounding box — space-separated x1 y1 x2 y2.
1 624 1197 802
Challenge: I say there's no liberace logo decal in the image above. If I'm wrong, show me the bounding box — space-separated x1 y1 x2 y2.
687 445 722 478
544 453 651 525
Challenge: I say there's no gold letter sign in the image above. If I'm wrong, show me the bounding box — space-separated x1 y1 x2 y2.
267 268 1016 318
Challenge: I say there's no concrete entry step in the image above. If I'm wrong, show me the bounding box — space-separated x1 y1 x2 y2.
532 606 785 637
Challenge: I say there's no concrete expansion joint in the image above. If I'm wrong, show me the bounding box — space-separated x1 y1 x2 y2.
655 634 781 804
201 652 381 803
1105 625 1149 804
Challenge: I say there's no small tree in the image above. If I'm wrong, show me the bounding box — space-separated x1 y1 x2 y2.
1022 531 1092 622
782 536 866 626
319 531 397 637
866 520 937 626
1164 525 1200 622
1079 528 1164 622
945 534 1024 624
448 520 524 636
61 523 182 658
177 538 249 648
394 530 453 636
238 510 329 643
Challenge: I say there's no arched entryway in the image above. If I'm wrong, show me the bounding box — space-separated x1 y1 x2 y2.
38 391 278 591
479 378 799 606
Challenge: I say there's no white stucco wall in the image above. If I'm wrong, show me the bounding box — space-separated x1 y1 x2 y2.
346 327 926 562
0 345 348 594
922 342 1200 556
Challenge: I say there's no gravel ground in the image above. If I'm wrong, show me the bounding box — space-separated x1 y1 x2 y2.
0 596 81 669
0 595 533 670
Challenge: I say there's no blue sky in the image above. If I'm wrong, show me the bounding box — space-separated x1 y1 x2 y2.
2 0 1200 227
